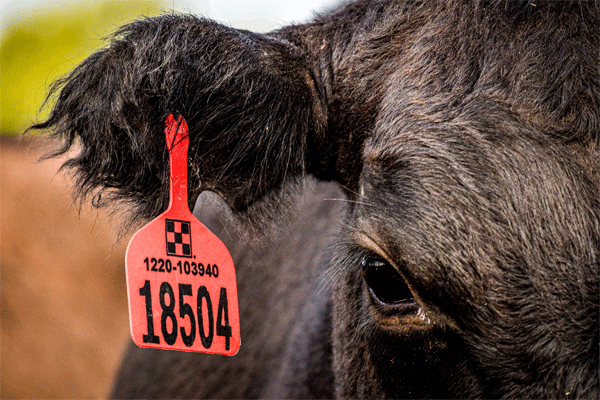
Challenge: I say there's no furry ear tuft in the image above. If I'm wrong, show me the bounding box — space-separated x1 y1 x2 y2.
29 15 327 228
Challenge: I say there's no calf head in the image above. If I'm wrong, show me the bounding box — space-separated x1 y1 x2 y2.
32 0 599 398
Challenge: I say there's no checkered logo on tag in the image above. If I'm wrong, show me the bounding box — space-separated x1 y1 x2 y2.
165 219 192 257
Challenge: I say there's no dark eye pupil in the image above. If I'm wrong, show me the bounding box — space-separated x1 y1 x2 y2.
362 257 414 304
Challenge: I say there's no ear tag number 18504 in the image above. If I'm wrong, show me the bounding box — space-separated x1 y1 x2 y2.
125 114 241 355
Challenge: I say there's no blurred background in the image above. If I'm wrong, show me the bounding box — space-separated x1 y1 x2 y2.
0 0 337 397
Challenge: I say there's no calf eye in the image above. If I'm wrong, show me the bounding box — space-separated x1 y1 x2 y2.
361 256 414 304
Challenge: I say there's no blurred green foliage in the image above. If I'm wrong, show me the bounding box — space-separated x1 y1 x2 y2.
1 0 167 135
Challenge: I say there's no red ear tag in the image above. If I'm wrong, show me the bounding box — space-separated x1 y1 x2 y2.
125 114 240 355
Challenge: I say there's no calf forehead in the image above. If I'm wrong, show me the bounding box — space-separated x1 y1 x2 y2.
366 0 599 142
358 0 599 240
360 104 598 259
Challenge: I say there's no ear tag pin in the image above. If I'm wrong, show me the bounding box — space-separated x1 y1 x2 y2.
125 114 241 355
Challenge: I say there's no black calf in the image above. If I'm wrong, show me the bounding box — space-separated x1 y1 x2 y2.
32 0 599 398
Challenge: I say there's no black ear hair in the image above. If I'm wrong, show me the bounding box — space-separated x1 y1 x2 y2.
30 15 330 226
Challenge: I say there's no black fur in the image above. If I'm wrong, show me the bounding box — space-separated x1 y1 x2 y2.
31 0 599 398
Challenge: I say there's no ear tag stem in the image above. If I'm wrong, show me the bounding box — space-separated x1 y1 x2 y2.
125 114 241 355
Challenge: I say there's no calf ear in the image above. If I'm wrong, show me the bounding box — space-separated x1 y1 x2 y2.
30 15 333 227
